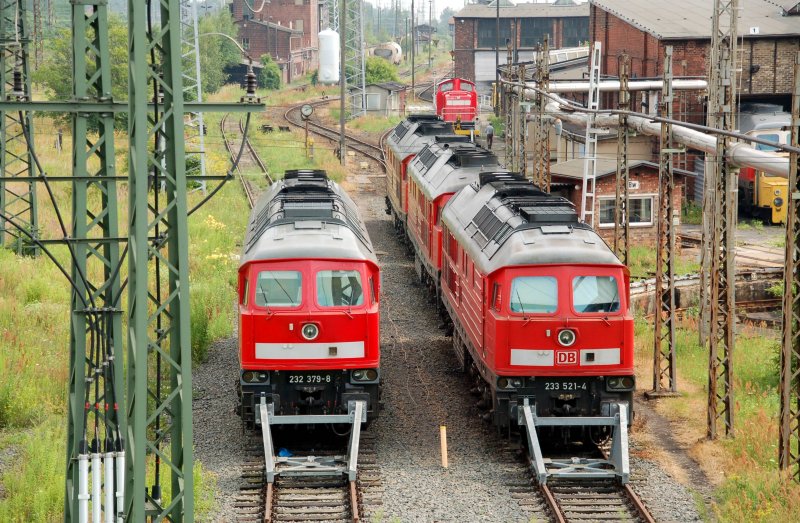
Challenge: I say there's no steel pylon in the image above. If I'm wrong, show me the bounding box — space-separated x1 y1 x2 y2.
126 0 194 519
0 0 38 255
652 46 678 394
613 53 630 265
180 0 207 193
779 50 800 482
706 0 738 440
64 2 126 520
532 36 551 192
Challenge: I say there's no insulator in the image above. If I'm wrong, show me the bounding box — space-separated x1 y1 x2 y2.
245 66 257 98
12 64 24 98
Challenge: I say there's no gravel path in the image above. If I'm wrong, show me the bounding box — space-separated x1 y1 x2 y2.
193 334 248 521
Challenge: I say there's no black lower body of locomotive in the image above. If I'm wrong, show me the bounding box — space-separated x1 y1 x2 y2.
237 369 380 430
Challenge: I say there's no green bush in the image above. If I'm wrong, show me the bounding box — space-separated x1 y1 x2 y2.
259 55 282 90
365 56 399 84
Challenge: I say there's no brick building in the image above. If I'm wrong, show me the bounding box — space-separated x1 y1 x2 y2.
549 158 691 245
453 1 589 89
231 0 324 83
589 0 800 114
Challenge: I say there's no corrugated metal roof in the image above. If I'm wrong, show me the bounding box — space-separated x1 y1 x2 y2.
591 0 800 39
550 158 694 179
454 2 589 19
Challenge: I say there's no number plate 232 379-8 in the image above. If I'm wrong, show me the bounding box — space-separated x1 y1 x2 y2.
543 381 587 391
288 374 332 385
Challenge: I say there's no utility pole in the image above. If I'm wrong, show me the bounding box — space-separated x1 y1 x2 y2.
580 42 601 226
779 49 800 483
494 0 499 116
651 45 679 396
706 0 738 440
533 35 550 192
339 0 346 165
411 0 415 93
181 0 207 193
428 0 432 68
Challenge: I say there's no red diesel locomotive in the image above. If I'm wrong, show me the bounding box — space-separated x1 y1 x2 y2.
435 78 479 126
384 114 461 230
440 172 634 432
405 140 502 297
237 170 381 429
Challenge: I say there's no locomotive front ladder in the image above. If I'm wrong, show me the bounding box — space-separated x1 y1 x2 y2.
518 398 630 485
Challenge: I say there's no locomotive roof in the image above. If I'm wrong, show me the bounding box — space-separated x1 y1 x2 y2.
386 116 457 158
408 142 503 201
240 170 377 267
442 172 622 274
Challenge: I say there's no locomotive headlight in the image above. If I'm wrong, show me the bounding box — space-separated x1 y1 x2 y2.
606 376 635 391
775 190 782 196
242 371 269 384
497 377 522 389
774 197 784 207
301 323 319 340
351 369 379 382
243 371 255 383
557 329 576 347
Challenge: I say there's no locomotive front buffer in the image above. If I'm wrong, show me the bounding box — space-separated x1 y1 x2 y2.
257 394 368 484
517 397 630 485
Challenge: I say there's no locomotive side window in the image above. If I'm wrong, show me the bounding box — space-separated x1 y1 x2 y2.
510 277 557 314
241 278 249 306
572 276 620 313
255 271 302 307
317 270 364 307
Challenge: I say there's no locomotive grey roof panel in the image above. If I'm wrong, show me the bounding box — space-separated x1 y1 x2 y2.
590 0 800 39
455 3 589 19
386 117 457 159
408 142 504 201
240 170 377 267
442 174 621 275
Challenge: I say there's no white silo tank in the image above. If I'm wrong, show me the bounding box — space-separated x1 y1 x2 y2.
318 29 340 84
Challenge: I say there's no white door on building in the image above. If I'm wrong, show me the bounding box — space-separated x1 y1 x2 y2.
474 51 508 82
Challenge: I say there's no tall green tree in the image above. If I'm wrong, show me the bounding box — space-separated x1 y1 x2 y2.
32 14 129 131
365 56 399 84
198 11 242 95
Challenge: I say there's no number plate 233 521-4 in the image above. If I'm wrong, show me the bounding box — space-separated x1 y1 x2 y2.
543 381 587 391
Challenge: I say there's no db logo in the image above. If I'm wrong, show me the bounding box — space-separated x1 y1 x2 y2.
556 351 578 365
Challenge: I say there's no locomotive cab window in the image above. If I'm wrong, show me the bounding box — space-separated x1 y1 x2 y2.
255 270 302 307
510 276 557 314
317 270 364 307
572 276 620 313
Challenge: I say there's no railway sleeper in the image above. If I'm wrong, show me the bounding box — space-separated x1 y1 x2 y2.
518 399 630 486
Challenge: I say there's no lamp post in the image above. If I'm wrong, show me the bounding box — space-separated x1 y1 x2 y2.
495 0 500 116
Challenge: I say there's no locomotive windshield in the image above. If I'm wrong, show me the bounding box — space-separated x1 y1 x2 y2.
255 271 302 307
572 276 620 313
510 276 557 313
317 270 364 307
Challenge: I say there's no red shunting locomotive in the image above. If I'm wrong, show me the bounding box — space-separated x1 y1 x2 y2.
435 78 479 125
237 170 381 429
440 172 635 434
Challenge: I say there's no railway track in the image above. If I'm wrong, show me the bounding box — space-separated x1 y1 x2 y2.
283 100 387 169
219 112 271 207
234 433 381 522
540 480 655 523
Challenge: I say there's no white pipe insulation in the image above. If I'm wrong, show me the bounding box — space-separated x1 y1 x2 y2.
517 89 791 178
547 79 708 92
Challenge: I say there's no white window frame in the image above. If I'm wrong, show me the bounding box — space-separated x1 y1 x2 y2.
242 37 250 50
598 194 655 228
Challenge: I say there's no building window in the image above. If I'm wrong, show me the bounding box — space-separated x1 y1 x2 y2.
477 19 512 48
562 18 588 47
295 19 304 32
519 18 551 48
242 37 250 50
599 195 654 227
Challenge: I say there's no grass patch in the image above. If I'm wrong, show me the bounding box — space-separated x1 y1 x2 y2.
627 244 700 279
635 316 800 521
682 201 703 225
348 114 401 134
